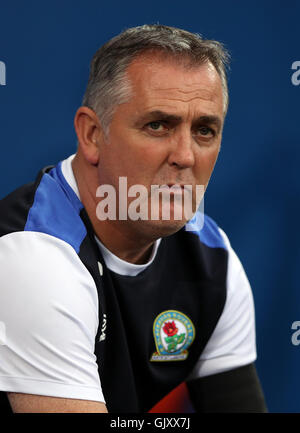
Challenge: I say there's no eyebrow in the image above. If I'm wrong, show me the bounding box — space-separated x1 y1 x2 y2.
137 110 222 132
137 110 181 124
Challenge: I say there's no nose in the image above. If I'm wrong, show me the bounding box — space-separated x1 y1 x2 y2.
167 129 195 169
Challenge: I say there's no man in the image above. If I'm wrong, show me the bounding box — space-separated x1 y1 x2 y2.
0 24 267 413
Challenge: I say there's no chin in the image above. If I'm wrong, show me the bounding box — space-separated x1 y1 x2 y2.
136 218 187 240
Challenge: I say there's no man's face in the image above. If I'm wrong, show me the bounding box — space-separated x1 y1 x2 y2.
96 53 224 239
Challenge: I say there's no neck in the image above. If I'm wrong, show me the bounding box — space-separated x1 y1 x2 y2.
72 153 155 265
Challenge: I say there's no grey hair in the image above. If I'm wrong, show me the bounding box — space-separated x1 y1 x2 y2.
82 24 230 136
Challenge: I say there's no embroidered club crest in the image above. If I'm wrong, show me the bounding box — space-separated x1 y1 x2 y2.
150 310 195 361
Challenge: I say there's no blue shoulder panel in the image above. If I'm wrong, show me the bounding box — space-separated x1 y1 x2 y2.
185 212 227 250
24 162 86 253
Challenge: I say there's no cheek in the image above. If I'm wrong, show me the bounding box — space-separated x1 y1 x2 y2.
194 149 220 182
103 145 157 187
123 140 165 178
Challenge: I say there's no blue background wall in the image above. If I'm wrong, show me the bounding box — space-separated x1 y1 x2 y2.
0 0 299 413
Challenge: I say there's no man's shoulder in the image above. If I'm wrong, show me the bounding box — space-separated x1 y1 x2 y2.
0 179 37 237
0 162 86 254
0 165 54 235
182 212 229 252
0 230 84 272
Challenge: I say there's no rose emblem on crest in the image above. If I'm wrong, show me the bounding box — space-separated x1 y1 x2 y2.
163 321 178 337
162 320 186 352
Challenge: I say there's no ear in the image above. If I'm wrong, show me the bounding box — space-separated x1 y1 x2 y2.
74 106 104 165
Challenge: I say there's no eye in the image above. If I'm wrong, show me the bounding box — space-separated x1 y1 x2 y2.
144 121 169 136
147 121 165 131
197 126 215 136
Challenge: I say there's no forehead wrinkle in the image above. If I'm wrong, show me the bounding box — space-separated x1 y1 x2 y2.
152 86 213 93
144 104 181 111
151 85 206 92
152 95 216 104
151 87 217 100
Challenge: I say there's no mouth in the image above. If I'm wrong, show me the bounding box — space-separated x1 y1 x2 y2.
156 184 185 195
166 183 185 189
157 183 189 190
150 184 194 198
